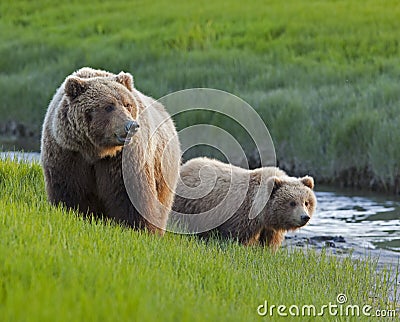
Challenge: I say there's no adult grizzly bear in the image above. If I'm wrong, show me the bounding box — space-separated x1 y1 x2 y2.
171 157 316 250
41 67 181 234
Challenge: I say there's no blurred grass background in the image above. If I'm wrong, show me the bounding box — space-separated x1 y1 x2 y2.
1 0 400 192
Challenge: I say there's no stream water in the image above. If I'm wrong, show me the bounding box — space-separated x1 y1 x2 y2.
286 188 400 254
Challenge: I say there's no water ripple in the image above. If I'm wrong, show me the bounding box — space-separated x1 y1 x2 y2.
292 190 400 253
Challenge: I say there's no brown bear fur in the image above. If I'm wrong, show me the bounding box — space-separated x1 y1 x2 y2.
41 67 181 234
171 157 316 250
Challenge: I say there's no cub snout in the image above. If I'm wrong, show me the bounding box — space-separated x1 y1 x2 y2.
300 214 311 226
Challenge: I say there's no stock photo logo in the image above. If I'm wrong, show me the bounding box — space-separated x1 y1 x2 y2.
122 88 277 234
257 293 397 318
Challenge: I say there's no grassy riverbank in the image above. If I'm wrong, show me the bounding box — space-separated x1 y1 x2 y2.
0 158 398 321
1 0 400 192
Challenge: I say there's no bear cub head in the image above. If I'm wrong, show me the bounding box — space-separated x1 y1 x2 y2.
63 72 139 158
268 175 316 230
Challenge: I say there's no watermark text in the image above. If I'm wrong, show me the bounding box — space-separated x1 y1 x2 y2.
257 294 396 318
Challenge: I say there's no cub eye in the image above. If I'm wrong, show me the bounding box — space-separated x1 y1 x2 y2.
105 105 115 112
305 201 309 207
290 201 296 207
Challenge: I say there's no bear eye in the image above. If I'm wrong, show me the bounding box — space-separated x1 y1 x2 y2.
305 201 309 207
290 201 296 207
105 105 115 113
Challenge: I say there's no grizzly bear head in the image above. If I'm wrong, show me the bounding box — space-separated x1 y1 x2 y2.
267 175 316 230
61 72 140 159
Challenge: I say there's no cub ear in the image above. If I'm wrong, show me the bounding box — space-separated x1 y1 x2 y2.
115 72 134 91
65 76 88 100
301 176 314 189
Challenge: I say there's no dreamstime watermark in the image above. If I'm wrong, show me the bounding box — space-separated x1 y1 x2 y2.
257 294 397 318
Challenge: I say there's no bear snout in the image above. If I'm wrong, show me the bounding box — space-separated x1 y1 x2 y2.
300 214 311 225
114 120 139 145
125 120 139 133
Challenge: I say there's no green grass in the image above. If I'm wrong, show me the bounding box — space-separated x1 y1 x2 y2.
0 159 398 321
1 0 400 192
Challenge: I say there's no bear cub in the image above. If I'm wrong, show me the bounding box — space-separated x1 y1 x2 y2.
172 157 316 250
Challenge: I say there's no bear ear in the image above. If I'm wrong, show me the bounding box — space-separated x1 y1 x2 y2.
65 76 88 100
115 72 134 91
269 176 283 190
301 176 314 189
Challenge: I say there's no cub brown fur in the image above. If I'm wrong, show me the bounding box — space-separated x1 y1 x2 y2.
172 157 316 249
